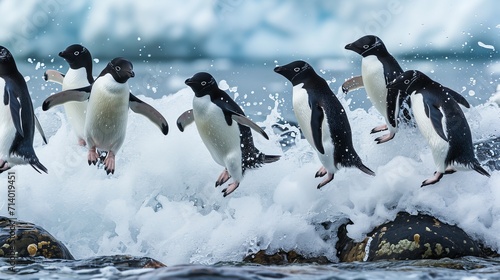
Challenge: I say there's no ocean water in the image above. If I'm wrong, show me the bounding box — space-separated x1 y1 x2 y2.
0 58 499 279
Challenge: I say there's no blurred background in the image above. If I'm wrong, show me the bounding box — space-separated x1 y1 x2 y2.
1 0 497 61
0 0 498 114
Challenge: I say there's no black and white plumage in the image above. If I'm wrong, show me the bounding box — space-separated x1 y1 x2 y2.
178 72 280 197
44 44 94 146
387 70 490 186
0 46 47 174
274 60 375 189
42 57 168 174
344 35 410 144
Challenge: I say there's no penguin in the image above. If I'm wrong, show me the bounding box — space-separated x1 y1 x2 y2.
274 60 375 188
0 46 47 174
42 57 168 174
344 35 410 144
386 70 490 186
177 72 280 197
44 44 94 146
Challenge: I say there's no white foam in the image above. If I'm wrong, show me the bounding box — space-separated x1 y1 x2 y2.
1 86 499 265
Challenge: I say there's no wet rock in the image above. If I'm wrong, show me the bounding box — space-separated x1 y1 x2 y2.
474 136 500 171
0 216 74 260
64 255 165 269
243 249 330 265
336 212 491 262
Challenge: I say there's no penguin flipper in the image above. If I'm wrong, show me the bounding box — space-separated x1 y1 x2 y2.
42 86 91 111
176 109 194 132
310 105 325 154
231 113 269 140
43 69 65 85
386 87 401 128
34 116 48 144
443 87 470 108
342 76 364 94
5 86 24 137
424 102 448 141
129 94 169 135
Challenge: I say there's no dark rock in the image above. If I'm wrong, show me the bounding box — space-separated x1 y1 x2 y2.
62 255 166 269
474 136 500 171
243 250 331 265
337 212 490 262
0 216 74 260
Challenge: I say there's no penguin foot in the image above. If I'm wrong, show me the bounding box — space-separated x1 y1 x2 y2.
88 147 99 165
315 166 327 178
421 172 444 187
317 173 334 189
0 160 11 173
222 181 240 197
375 132 395 144
215 169 231 187
371 124 388 134
103 151 115 175
78 138 87 147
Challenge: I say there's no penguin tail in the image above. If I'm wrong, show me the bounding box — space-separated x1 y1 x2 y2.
29 158 48 174
261 154 281 164
356 162 376 176
471 161 490 177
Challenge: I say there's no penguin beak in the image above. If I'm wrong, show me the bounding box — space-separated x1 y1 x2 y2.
58 51 66 58
273 66 282 73
185 78 193 85
129 71 135 78
344 43 353 50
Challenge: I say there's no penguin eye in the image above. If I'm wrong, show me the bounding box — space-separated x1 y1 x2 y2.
115 66 121 72
363 45 369 49
404 79 410 85
201 81 207 86
294 67 300 72
74 51 80 56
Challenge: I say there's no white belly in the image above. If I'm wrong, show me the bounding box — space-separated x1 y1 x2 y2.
193 95 242 179
292 84 336 173
362 56 395 131
0 79 16 160
411 93 449 172
84 75 129 153
62 68 89 139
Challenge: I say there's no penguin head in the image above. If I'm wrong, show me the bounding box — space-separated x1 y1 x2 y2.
387 70 422 93
345 35 387 57
102 57 134 84
274 60 313 85
59 44 92 70
0 46 17 75
185 72 218 97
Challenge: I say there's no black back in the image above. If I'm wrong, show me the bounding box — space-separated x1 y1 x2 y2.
59 44 94 84
98 57 135 84
185 72 264 171
0 46 38 160
388 70 478 167
274 61 372 171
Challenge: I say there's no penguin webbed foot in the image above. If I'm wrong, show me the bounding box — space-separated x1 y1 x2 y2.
370 124 388 134
0 160 11 173
215 169 231 187
222 181 240 197
103 151 115 175
315 166 327 178
87 147 99 166
317 173 334 189
421 172 444 187
374 132 395 144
